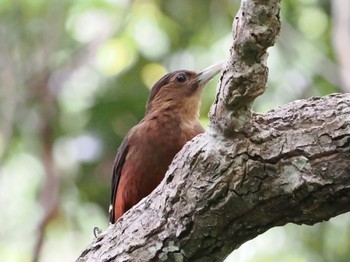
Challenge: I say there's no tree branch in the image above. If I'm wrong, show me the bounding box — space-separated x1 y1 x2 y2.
209 0 281 134
78 93 350 261
77 0 350 261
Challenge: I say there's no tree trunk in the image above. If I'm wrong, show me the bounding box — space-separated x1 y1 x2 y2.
77 0 350 261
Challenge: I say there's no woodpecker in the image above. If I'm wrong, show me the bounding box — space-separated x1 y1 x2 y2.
109 62 224 223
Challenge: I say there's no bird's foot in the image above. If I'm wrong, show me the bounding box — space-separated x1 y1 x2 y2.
93 227 102 238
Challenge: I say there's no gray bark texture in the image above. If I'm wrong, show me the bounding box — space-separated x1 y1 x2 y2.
77 0 350 261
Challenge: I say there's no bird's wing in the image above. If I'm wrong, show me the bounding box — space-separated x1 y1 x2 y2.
109 137 129 224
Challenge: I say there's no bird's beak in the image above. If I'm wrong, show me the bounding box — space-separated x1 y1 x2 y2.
196 60 225 86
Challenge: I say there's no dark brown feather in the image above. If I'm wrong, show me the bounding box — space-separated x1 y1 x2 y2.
109 138 129 223
146 70 187 111
110 115 203 223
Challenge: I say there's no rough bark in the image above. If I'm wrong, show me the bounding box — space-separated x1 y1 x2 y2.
77 0 350 261
78 93 350 262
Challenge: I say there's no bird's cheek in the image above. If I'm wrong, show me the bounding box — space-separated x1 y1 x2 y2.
187 83 199 95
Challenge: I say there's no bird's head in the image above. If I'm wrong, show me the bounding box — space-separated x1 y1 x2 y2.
146 61 224 118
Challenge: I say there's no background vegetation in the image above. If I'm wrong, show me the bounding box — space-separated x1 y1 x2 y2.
1 0 349 261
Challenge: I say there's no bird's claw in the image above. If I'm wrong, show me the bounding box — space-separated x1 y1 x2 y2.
93 227 102 238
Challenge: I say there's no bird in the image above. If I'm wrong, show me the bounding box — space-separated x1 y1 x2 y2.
109 61 224 224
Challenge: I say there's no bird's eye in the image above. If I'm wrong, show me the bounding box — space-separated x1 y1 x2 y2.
176 73 187 83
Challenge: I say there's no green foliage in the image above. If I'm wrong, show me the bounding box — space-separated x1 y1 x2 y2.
0 0 347 261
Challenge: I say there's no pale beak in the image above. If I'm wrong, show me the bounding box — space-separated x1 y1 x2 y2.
196 60 225 85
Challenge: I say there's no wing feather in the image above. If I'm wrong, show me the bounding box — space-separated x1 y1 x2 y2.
109 138 129 224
